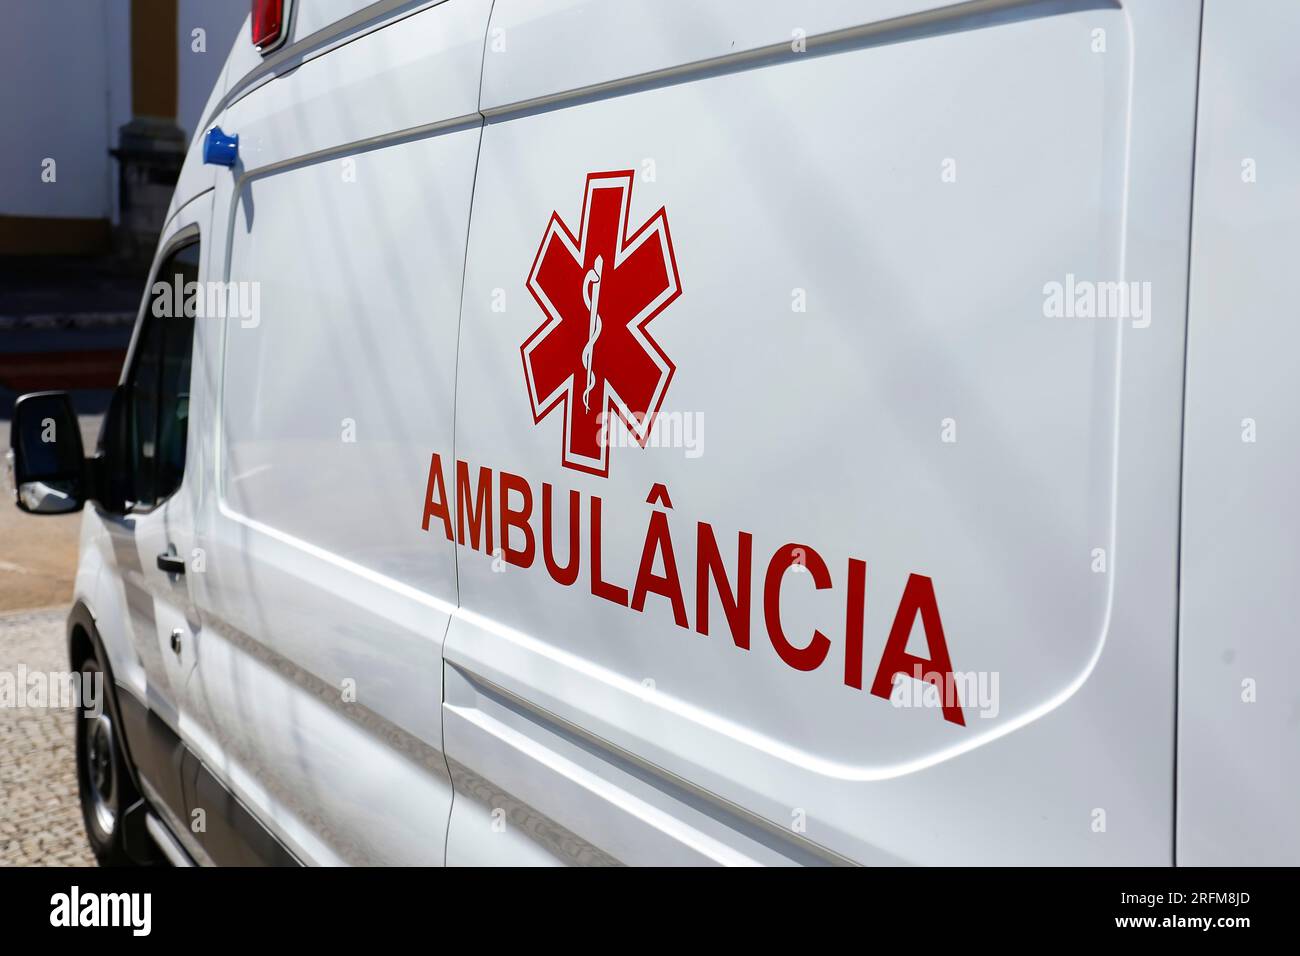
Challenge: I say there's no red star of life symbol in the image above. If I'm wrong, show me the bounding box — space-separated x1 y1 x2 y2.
522 170 682 477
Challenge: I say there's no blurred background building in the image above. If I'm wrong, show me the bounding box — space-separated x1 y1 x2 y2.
1 0 246 257
0 0 246 416
1 9 250 864
1 1 246 613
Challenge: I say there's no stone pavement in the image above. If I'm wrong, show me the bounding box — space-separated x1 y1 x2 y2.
0 607 96 866
0 409 112 864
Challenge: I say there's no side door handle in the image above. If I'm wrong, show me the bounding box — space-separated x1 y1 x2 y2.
156 552 187 575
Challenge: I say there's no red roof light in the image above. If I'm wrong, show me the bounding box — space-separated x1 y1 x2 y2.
251 0 285 51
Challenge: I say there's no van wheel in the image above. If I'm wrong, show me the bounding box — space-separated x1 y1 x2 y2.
74 656 138 865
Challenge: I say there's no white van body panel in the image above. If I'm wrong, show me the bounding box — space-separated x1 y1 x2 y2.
1177 0 1300 867
66 0 1300 866
445 0 1199 865
176 0 491 864
479 0 1059 112
78 510 140 698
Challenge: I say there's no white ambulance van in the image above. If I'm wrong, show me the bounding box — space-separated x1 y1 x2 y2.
7 0 1298 866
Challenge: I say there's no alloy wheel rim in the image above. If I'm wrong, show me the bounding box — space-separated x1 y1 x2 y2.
86 712 117 835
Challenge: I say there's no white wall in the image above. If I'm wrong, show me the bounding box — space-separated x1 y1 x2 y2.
105 0 133 225
0 0 128 220
177 0 247 143
0 0 243 225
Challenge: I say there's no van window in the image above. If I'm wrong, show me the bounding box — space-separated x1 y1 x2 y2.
124 241 199 508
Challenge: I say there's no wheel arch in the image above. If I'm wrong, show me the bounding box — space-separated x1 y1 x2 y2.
66 601 145 797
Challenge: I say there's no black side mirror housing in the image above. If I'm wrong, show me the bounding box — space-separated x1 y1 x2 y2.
8 391 87 514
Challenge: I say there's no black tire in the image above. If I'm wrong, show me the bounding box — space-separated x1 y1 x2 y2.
74 654 140 866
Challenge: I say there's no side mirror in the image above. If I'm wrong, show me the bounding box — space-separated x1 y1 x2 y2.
8 391 86 514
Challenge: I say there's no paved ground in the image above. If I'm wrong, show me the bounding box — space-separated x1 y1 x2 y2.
0 507 83 615
0 607 96 866
0 409 108 866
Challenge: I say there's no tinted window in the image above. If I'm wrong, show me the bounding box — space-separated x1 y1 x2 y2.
127 308 162 506
124 241 199 508
157 288 196 500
